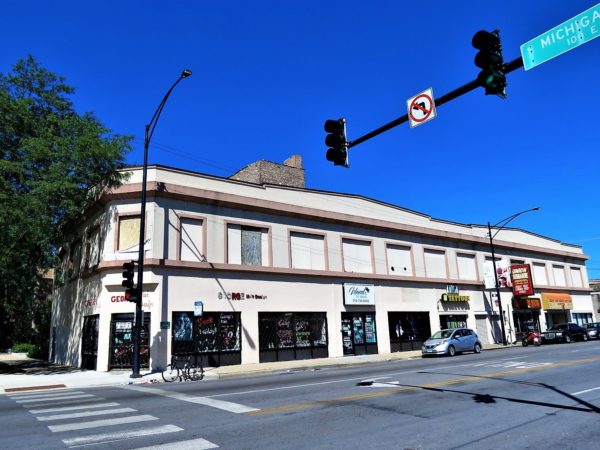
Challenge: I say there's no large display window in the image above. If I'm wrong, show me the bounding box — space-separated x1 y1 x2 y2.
171 311 241 367
259 312 328 362
341 312 378 356
388 311 431 352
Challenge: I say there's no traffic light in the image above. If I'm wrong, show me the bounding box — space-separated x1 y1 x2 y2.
324 118 349 167
122 261 138 303
472 30 507 98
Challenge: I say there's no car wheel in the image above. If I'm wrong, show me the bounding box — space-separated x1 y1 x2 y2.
583 334 589 342
473 343 482 354
447 345 456 357
564 334 572 343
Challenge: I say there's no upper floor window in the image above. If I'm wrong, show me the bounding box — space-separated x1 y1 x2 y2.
227 224 269 266
85 227 101 269
424 249 446 279
532 262 548 285
68 240 81 278
386 244 413 276
180 217 204 262
570 267 583 288
456 253 477 280
290 232 325 270
552 265 566 286
117 215 140 251
342 238 373 273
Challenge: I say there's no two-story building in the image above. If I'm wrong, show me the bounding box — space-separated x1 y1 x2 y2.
50 156 594 371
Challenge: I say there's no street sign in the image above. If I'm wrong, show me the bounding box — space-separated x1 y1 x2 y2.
160 321 170 330
520 3 600 70
407 87 437 128
194 300 204 317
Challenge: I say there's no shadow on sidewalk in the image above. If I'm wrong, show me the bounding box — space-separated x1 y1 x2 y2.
0 358 82 375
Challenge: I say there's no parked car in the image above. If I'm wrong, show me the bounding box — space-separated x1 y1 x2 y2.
422 328 482 357
540 323 589 344
585 322 600 339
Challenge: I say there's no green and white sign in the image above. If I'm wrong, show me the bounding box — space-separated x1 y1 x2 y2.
520 3 600 70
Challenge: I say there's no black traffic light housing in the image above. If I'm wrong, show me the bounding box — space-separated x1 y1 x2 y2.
324 118 349 167
122 261 138 303
472 30 507 98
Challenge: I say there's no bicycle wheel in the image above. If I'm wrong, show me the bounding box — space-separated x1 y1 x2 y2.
186 362 204 381
161 364 179 382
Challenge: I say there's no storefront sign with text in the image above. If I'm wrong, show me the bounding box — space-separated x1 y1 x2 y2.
441 293 470 302
511 264 535 296
218 292 268 301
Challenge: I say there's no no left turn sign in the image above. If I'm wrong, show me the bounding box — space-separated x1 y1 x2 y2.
407 87 437 128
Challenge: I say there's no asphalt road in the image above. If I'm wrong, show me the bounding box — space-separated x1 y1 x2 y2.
2 341 600 449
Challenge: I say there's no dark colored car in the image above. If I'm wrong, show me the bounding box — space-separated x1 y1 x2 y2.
585 322 600 339
541 323 589 344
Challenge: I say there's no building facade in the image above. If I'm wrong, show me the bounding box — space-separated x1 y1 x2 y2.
51 158 594 371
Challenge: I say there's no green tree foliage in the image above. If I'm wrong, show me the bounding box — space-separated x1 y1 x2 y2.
0 56 132 351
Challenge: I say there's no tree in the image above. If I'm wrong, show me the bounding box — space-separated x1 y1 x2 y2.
0 56 132 352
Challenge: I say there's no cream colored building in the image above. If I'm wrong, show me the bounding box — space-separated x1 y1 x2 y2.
51 157 594 371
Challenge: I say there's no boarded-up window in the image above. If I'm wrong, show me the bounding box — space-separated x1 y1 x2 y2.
386 244 413 276
180 218 204 262
552 265 566 286
342 239 372 273
227 224 268 266
570 267 583 288
87 227 101 268
290 232 325 270
457 253 477 280
424 249 446 278
532 262 548 285
118 216 140 250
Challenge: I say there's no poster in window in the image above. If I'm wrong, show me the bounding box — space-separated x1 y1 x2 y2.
277 315 294 348
173 313 193 341
219 313 240 351
196 314 218 352
311 315 328 347
364 314 377 344
295 316 311 347
353 316 364 344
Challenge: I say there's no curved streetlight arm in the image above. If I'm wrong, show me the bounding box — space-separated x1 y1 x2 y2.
489 207 540 240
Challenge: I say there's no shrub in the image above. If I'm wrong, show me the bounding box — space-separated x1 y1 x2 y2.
11 343 37 354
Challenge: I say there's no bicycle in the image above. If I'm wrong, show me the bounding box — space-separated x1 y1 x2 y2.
161 355 183 382
182 353 204 381
161 354 204 382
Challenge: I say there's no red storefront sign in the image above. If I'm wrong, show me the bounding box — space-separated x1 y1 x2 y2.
512 297 542 310
510 264 535 296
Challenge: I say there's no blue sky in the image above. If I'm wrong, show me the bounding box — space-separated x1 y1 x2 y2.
3 1 599 278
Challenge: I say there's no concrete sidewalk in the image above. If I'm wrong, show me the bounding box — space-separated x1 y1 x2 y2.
1 344 513 393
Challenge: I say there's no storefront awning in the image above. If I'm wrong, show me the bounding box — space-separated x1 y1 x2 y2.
541 293 573 310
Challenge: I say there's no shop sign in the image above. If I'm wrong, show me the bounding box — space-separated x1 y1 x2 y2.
343 283 375 305
160 321 170 329
541 292 573 310
446 284 459 294
218 291 268 301
512 297 542 310
510 264 535 296
483 260 512 289
194 300 204 317
441 293 470 302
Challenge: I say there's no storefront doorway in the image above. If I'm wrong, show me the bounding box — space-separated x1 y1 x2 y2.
108 313 150 370
439 314 468 330
81 315 99 370
341 312 378 356
388 312 431 352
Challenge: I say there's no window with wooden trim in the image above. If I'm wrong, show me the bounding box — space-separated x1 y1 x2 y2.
290 232 325 270
456 253 477 280
342 238 372 273
180 218 204 262
118 216 140 251
227 224 269 266
424 249 446 278
386 244 413 276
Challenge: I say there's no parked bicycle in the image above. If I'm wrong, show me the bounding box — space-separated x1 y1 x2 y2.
161 353 204 382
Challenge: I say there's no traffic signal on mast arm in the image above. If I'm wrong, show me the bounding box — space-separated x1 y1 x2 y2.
122 261 138 303
472 30 507 98
324 118 349 167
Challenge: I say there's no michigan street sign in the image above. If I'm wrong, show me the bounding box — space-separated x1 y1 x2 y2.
520 3 600 70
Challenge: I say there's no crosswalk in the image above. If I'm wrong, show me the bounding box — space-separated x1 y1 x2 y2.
6 388 219 448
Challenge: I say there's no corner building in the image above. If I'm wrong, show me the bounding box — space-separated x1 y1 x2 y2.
51 157 594 371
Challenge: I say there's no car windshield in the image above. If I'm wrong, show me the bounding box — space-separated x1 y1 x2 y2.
430 330 453 339
586 323 599 328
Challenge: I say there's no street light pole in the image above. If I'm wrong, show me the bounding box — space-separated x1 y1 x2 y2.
487 207 540 347
131 69 192 378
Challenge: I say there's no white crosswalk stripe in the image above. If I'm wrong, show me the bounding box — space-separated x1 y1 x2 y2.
8 390 78 399
29 402 120 414
36 407 137 421
134 436 219 449
48 414 158 432
61 424 184 447
16 394 95 403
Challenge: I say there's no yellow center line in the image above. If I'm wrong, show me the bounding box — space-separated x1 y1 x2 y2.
248 355 600 416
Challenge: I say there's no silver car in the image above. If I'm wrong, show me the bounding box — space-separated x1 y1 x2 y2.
585 322 600 339
422 328 482 357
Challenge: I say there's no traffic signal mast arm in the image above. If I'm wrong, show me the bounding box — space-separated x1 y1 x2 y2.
346 56 524 150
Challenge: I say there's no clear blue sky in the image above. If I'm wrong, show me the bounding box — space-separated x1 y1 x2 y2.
3 1 599 279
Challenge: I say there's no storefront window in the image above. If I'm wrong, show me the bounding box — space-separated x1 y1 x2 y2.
388 312 431 352
259 312 328 351
171 311 241 356
572 312 593 326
